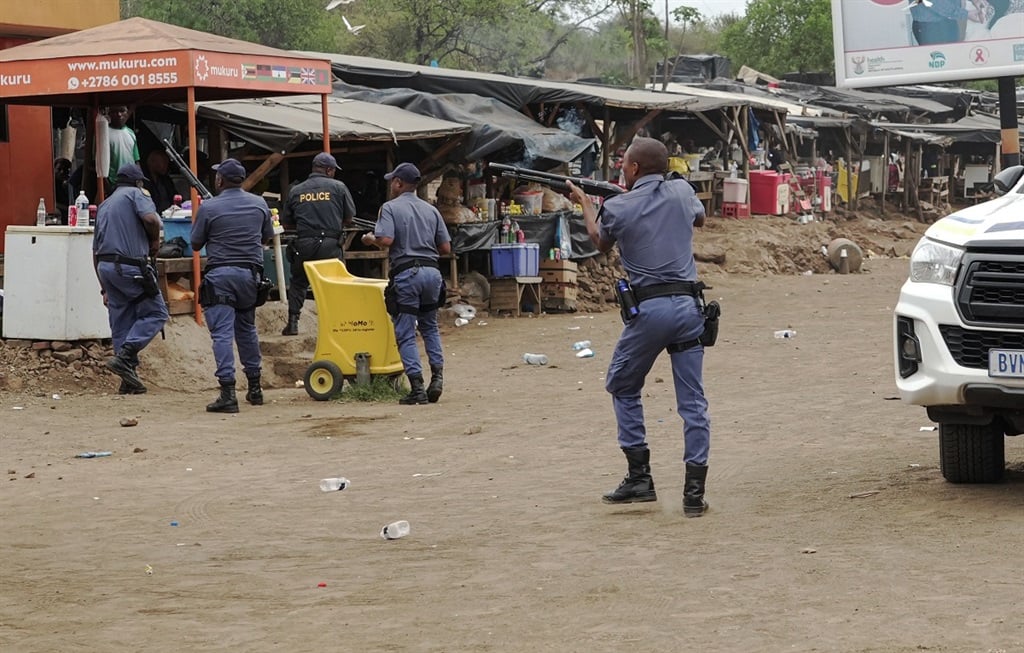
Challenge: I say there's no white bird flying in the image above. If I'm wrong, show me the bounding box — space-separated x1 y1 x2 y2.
325 0 356 9
342 15 366 35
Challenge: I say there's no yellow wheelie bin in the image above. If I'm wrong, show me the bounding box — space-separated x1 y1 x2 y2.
302 259 404 400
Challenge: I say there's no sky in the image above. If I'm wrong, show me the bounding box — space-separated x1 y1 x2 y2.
666 0 749 18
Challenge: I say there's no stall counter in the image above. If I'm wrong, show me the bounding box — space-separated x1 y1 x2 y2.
3 226 111 340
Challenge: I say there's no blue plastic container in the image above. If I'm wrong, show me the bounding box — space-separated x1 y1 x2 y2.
161 217 204 256
491 243 539 277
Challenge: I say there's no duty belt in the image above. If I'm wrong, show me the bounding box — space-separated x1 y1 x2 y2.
205 261 264 273
390 257 439 278
296 230 341 239
634 281 705 303
96 253 147 267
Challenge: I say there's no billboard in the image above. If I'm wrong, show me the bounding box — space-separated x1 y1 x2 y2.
831 0 1024 88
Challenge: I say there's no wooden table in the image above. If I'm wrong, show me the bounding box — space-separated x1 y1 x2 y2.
489 276 542 317
155 256 206 315
688 171 715 216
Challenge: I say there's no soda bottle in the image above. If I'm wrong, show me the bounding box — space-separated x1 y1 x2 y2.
571 340 592 351
36 198 46 227
319 477 350 492
522 353 548 365
380 520 411 540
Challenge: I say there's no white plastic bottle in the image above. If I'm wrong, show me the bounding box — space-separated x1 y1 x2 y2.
522 353 548 365
319 477 350 492
571 340 592 351
380 520 411 540
36 198 46 227
75 190 89 226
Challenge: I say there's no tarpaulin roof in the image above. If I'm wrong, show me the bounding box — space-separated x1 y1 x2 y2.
189 94 471 153
294 51 708 114
660 82 832 117
334 82 594 165
0 17 332 106
870 114 1008 145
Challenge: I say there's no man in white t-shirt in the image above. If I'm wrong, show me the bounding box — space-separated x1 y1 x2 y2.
106 106 140 188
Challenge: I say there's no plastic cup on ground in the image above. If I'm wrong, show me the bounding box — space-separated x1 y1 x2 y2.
773 330 796 339
380 520 411 540
319 477 350 492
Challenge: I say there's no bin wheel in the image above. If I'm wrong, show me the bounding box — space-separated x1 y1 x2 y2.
304 361 344 401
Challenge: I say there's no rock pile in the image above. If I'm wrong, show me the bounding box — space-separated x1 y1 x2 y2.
0 339 118 394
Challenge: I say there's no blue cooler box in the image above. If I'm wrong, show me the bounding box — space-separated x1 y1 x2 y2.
491 243 539 277
161 217 205 256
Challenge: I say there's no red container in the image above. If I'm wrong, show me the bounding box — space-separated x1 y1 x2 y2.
749 171 789 215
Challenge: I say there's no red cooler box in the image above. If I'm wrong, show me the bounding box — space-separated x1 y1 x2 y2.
749 171 790 215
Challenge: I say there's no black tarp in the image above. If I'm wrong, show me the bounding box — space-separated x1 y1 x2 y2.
448 210 597 259
335 82 594 167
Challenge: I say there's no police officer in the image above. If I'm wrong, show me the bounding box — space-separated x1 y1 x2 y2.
280 152 356 335
567 137 712 517
93 163 169 394
361 162 451 405
190 158 275 413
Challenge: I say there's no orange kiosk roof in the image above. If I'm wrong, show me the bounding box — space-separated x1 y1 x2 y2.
0 17 336 323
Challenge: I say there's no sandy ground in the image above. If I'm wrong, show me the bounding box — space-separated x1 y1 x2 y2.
3 256 1024 653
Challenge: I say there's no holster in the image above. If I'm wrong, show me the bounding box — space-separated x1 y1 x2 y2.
254 274 273 308
699 300 721 347
138 264 161 299
198 277 219 308
384 280 398 317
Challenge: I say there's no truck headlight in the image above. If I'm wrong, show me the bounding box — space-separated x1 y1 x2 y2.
909 238 963 285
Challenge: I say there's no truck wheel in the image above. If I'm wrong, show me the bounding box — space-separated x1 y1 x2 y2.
304 361 344 401
938 422 1005 483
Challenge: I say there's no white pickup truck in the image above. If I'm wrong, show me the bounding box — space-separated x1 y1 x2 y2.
894 164 1024 483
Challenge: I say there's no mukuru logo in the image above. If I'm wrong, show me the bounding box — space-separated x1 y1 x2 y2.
928 51 947 69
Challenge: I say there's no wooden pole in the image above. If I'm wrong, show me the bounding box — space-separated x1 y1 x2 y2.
322 93 331 152
188 86 202 325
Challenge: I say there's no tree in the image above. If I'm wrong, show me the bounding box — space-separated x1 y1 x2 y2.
659 5 703 90
719 0 833 77
121 0 340 52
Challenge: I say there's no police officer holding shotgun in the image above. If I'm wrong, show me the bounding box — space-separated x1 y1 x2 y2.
191 158 275 413
566 136 715 517
93 163 168 395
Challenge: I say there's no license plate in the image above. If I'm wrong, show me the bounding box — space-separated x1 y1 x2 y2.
988 349 1024 378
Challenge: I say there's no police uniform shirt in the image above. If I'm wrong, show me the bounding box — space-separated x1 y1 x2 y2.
93 185 157 258
374 191 450 266
284 173 355 235
191 188 273 267
599 174 703 288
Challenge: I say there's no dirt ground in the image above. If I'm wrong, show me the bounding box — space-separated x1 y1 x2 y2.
3 213 1024 652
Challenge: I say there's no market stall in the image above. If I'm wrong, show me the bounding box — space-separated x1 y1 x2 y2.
0 17 334 331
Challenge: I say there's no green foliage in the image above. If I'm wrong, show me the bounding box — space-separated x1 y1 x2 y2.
719 0 833 76
122 0 341 51
336 375 405 403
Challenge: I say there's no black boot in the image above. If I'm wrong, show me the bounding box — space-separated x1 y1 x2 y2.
281 313 299 336
399 374 428 405
426 365 443 403
118 378 147 395
245 373 263 406
206 381 239 413
683 463 709 518
602 446 657 504
107 344 146 394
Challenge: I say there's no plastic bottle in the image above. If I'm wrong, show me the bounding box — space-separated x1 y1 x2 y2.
454 317 469 327
774 329 797 339
319 477 350 492
522 353 548 365
36 198 46 227
380 520 411 540
575 348 595 358
75 190 89 226
500 216 510 244
571 340 592 351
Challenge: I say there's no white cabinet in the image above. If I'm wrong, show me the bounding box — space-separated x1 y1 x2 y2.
3 226 111 340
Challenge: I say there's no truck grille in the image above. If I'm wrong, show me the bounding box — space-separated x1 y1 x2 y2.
955 254 1024 326
939 325 1024 369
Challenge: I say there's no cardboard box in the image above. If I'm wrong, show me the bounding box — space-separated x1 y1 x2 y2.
489 278 521 311
540 268 577 285
542 281 578 300
542 297 577 312
539 260 578 272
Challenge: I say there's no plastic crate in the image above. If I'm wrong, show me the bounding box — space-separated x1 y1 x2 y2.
722 202 751 219
491 243 539 277
161 217 205 256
